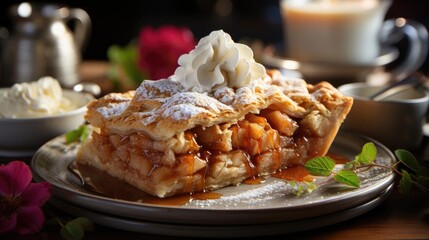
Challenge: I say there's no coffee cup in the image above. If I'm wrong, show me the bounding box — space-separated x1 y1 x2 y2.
279 0 428 83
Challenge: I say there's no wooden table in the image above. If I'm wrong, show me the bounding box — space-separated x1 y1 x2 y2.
3 61 429 239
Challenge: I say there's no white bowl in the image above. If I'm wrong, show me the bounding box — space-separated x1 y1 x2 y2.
0 90 93 157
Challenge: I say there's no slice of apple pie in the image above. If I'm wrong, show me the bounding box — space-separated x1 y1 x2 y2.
77 30 353 198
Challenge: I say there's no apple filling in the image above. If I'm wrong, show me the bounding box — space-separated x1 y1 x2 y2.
79 104 340 198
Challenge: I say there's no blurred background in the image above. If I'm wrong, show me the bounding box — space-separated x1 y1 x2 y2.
0 0 428 73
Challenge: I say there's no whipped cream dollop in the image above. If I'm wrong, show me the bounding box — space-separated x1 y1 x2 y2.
0 76 76 118
175 30 266 93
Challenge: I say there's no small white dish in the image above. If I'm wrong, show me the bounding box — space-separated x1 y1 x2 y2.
0 90 93 156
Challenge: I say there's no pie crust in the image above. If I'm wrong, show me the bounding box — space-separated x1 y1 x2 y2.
77 69 353 197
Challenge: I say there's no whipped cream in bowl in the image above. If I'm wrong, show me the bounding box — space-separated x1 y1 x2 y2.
0 77 94 156
0 77 77 118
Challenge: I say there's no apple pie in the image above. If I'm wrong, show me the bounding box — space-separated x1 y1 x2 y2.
77 30 353 198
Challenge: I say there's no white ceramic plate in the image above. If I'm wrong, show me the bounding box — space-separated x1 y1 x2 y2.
32 131 395 226
48 184 393 238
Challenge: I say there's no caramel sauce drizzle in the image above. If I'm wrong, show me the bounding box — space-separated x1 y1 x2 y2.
272 165 314 182
243 176 265 185
326 152 350 164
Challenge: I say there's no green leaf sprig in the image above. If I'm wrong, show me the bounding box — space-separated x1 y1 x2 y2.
305 156 361 187
60 217 94 240
289 181 317 196
303 142 429 195
47 217 94 240
394 149 429 194
304 142 377 188
65 125 91 144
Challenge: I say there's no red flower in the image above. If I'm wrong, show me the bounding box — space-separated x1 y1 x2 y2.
0 161 51 235
138 26 196 80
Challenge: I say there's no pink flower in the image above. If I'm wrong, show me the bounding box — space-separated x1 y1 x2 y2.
0 161 51 235
138 26 196 80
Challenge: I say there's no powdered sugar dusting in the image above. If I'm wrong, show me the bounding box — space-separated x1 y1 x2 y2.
164 104 212 121
232 87 260 107
97 102 129 118
213 87 235 105
105 93 132 101
190 179 291 209
272 75 308 95
160 92 234 121
95 70 314 129
136 77 183 100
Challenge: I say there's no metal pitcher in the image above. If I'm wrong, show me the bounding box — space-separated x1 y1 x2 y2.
0 2 91 88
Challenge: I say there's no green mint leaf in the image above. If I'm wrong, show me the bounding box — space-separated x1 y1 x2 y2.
304 156 335 176
61 222 84 240
292 183 305 196
355 142 377 164
65 125 91 144
395 149 421 173
305 181 317 193
72 217 94 232
290 181 318 196
399 169 412 195
61 217 94 240
65 126 83 144
334 170 360 188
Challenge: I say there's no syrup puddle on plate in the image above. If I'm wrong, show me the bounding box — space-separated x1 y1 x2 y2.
69 162 221 206
68 152 350 206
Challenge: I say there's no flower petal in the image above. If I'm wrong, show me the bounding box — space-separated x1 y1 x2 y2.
0 213 17 235
20 182 51 207
138 26 196 80
0 161 32 196
0 172 12 196
14 206 45 235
